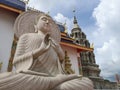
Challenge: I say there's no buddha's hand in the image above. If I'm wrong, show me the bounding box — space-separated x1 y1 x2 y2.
50 39 60 51
56 74 82 82
50 39 65 62
44 33 50 45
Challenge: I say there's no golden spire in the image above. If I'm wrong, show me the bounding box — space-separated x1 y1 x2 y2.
73 7 76 15
72 8 80 29
64 51 74 74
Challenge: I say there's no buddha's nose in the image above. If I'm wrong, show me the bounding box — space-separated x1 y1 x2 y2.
46 20 49 24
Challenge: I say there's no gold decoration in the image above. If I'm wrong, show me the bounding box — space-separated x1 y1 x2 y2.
64 30 68 33
64 51 74 74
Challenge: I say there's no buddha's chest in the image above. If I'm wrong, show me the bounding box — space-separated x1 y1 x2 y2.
25 35 43 52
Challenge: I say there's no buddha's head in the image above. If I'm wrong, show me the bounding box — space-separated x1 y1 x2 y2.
34 14 52 34
34 12 61 43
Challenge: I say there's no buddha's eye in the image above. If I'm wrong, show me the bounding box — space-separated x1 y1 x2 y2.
41 17 48 21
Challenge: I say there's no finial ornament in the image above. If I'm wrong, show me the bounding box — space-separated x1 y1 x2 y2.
73 9 75 12
65 30 68 34
91 43 94 48
73 8 76 16
73 8 76 13
63 20 68 33
72 8 80 29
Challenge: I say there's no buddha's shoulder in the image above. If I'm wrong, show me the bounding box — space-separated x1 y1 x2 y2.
20 33 38 39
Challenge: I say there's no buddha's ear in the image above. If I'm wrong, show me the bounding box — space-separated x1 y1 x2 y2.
34 25 38 33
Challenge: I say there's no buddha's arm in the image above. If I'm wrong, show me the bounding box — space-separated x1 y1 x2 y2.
13 34 33 65
13 34 50 65
32 42 50 59
56 45 64 62
20 70 49 76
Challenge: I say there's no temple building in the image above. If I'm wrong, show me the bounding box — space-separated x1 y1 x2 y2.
0 0 117 89
70 15 117 89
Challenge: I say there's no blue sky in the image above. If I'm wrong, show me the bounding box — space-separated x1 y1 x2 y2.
28 0 120 81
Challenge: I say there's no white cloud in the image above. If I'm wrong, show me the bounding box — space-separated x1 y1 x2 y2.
28 0 76 13
91 0 120 81
28 0 99 14
27 0 99 35
53 13 73 33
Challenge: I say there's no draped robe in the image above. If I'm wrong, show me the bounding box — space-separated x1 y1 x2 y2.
0 33 93 90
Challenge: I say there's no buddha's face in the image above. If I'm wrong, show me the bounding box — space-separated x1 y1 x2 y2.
37 15 51 34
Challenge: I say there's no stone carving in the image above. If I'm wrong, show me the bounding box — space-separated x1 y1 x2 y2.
0 11 93 90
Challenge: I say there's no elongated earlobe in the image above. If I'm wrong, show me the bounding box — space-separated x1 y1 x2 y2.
34 25 38 33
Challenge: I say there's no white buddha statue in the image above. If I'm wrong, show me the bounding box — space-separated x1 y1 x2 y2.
0 11 93 90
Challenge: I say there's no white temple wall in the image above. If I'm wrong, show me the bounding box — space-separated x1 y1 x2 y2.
61 45 79 75
0 8 18 72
